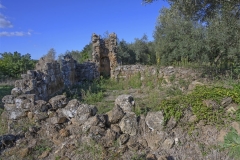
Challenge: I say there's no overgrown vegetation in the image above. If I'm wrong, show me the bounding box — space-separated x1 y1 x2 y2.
0 52 36 80
222 127 240 160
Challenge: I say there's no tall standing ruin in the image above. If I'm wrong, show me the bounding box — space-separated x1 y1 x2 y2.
91 33 118 78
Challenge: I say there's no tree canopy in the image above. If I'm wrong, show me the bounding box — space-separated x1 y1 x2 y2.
0 52 36 79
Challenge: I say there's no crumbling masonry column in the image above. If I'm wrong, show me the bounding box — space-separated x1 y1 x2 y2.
91 32 118 78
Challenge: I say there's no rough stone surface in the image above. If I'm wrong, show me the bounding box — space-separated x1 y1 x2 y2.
145 111 164 131
145 131 166 150
2 95 15 104
60 99 80 118
107 105 124 124
118 134 130 145
75 104 98 125
162 138 175 149
92 32 117 77
146 153 157 160
203 99 220 110
115 95 135 113
221 97 232 107
119 112 138 136
49 95 67 110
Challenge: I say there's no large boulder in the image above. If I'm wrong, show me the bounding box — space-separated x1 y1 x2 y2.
61 99 80 118
145 111 164 131
119 112 138 136
107 105 125 124
115 95 135 113
75 104 98 125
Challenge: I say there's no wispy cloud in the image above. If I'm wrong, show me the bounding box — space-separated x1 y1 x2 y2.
0 13 13 28
0 3 5 9
0 31 31 37
0 3 32 37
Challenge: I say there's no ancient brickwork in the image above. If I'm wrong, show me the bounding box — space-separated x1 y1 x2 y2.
91 33 118 77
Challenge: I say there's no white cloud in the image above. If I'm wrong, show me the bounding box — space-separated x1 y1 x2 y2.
0 31 31 37
0 13 13 28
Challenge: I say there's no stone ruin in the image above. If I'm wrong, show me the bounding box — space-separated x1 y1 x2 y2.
5 54 99 104
92 33 118 78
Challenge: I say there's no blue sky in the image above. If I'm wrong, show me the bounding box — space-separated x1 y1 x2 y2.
0 0 168 60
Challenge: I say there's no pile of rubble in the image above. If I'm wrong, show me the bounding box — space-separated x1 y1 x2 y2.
0 94 175 160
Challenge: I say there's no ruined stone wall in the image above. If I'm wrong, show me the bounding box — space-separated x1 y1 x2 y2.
91 33 118 77
2 55 100 121
12 56 64 101
4 55 99 106
113 65 201 82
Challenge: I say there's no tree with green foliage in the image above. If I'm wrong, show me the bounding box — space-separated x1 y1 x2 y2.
154 7 207 65
143 0 240 22
152 0 239 71
117 39 136 65
79 43 92 63
0 52 36 78
130 34 156 65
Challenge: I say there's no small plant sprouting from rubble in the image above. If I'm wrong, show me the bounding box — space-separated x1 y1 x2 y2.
222 127 240 160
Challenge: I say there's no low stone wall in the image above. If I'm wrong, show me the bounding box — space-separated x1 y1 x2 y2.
113 65 200 82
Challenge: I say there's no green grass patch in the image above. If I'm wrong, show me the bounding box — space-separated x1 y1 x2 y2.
158 84 240 125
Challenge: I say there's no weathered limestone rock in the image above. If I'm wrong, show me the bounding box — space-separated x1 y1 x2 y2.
61 99 80 118
221 97 232 107
89 126 106 140
118 134 130 145
2 95 15 104
4 104 16 111
8 109 26 120
32 100 49 113
127 136 144 151
49 95 67 110
119 112 138 136
203 99 219 110
115 95 135 113
11 87 22 96
145 111 164 131
111 124 121 137
107 105 125 124
82 116 100 132
101 129 117 147
145 131 166 150
146 153 157 160
75 104 98 125
15 94 35 111
33 112 48 121
49 116 67 124
162 138 175 149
